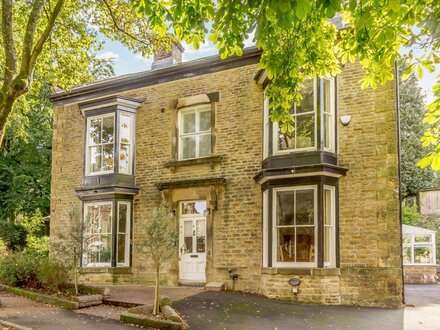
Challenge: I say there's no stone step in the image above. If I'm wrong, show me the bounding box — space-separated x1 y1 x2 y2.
205 282 225 291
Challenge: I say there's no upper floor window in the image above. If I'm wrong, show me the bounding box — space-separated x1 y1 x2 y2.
178 105 211 160
268 77 336 156
85 111 135 176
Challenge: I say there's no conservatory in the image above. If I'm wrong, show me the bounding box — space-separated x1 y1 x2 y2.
402 224 438 284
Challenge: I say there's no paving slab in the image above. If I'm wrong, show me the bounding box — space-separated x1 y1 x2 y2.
404 284 440 330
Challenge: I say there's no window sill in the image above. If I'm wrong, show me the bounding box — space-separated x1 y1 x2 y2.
79 267 132 274
165 155 222 171
261 267 340 276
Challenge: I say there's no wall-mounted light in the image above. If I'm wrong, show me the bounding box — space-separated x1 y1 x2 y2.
288 277 301 295
340 115 352 126
168 210 176 217
203 208 211 217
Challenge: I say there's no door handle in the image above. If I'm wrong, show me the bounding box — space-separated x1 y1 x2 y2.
190 255 198 258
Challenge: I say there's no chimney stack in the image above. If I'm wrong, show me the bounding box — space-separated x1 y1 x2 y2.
151 42 184 70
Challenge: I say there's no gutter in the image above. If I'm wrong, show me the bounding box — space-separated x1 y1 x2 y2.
50 47 262 106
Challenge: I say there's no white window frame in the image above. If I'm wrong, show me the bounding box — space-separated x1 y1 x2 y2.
262 190 269 267
117 201 131 267
118 112 135 175
272 185 318 268
263 96 270 160
403 233 436 265
272 78 318 155
83 201 113 268
85 113 115 176
178 105 212 160
323 185 336 268
322 77 336 153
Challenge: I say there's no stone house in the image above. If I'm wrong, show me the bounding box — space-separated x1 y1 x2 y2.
49 45 403 308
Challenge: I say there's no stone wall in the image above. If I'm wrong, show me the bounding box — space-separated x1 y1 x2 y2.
404 265 438 284
50 60 403 307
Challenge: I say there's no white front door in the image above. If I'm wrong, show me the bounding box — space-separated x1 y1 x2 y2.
179 201 207 282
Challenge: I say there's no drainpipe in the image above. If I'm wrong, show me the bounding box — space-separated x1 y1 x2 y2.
395 61 405 306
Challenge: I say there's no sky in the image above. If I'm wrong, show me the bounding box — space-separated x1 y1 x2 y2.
97 35 439 104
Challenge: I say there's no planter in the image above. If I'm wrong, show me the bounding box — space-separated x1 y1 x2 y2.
0 284 104 310
121 312 182 330
120 297 183 330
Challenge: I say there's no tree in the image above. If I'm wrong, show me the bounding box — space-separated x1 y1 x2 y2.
136 0 440 159
141 208 178 316
0 84 53 220
51 208 85 295
400 68 436 200
0 0 171 144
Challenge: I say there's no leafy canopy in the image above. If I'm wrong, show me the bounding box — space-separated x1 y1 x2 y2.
0 0 172 143
136 0 440 160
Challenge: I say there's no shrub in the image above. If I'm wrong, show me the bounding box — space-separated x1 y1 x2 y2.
0 239 8 260
0 251 44 288
37 259 69 292
0 220 27 251
0 254 19 286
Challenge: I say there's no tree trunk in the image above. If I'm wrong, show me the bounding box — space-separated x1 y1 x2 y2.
154 266 160 315
0 94 16 146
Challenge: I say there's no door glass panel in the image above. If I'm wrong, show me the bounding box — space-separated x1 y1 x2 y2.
196 220 205 253
183 221 193 253
181 201 206 215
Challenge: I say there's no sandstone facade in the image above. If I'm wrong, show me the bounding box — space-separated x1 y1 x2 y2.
50 51 403 308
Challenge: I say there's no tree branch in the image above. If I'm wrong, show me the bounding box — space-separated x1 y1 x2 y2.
100 0 154 48
19 0 45 80
1 0 17 87
29 0 65 74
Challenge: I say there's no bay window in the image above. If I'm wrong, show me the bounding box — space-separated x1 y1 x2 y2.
85 111 135 176
269 77 336 155
178 105 212 160
82 200 131 268
273 186 317 267
263 182 337 269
